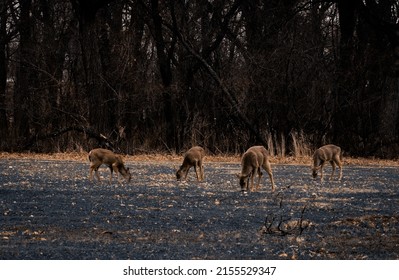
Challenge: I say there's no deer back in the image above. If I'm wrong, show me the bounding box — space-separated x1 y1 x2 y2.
316 145 341 161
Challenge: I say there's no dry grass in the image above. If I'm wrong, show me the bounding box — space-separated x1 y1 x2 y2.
0 151 398 166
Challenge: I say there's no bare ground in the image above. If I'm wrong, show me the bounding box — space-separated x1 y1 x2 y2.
1 156 399 259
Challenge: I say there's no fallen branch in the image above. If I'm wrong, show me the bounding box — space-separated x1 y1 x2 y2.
263 192 312 236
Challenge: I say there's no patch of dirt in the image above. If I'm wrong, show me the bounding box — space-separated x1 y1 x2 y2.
1 157 399 259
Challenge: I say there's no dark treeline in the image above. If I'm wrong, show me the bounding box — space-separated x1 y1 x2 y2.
0 0 399 157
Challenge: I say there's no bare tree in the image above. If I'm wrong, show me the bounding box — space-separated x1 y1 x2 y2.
0 0 9 143
0 0 398 157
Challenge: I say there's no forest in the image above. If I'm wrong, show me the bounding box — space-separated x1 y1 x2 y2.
0 0 398 157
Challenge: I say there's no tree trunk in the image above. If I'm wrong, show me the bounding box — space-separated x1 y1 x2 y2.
14 0 33 146
71 0 116 135
150 0 176 151
332 0 358 149
0 0 8 144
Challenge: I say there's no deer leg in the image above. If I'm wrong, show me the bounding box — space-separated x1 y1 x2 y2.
263 162 275 191
113 164 122 183
89 162 100 182
94 168 101 182
268 170 275 192
194 163 200 181
199 160 204 181
89 166 94 181
184 167 190 180
329 161 336 180
242 176 249 192
91 162 102 182
334 156 343 180
256 168 262 190
250 170 256 191
108 165 114 184
320 163 325 181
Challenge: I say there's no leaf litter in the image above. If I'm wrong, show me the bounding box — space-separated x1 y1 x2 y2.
0 158 398 259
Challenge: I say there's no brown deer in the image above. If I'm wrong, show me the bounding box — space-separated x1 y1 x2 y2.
176 146 205 181
88 148 131 183
312 144 343 181
237 146 275 192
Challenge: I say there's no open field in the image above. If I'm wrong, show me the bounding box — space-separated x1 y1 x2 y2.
1 154 399 259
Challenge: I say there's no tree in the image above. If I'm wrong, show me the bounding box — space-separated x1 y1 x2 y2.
1 0 399 157
333 0 399 155
0 0 9 144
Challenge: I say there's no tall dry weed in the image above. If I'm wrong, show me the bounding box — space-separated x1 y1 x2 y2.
290 130 311 157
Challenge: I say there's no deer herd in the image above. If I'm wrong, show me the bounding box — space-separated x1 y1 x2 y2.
88 143 343 192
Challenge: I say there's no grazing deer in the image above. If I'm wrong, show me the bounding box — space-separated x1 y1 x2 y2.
176 146 205 181
88 148 131 183
312 144 343 181
237 146 275 192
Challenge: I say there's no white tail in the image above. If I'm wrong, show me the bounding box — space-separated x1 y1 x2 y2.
88 148 131 183
176 146 205 181
237 146 275 192
312 144 343 181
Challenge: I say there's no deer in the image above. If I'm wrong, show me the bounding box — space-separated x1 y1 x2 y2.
176 146 205 181
312 144 343 181
88 148 131 184
237 146 275 192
